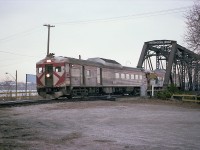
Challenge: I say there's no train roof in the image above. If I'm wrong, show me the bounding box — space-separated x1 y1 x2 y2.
99 58 120 65
37 55 142 71
87 57 122 68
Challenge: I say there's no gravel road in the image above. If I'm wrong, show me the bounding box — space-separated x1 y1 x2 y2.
0 98 200 150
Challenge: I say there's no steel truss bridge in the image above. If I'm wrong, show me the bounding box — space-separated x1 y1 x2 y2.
137 40 200 91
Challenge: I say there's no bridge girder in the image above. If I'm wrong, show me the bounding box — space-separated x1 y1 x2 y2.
137 40 200 91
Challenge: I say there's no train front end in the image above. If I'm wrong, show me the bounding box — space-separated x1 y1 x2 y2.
36 54 69 99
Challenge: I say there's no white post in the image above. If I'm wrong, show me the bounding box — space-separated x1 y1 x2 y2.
152 84 154 97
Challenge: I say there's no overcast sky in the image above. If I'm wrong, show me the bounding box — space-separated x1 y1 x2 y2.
0 0 194 82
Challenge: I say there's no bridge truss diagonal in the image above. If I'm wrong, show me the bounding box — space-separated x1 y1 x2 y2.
137 40 200 91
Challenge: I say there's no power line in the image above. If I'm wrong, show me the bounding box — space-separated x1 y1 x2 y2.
0 50 44 57
0 6 192 44
0 26 40 43
0 58 41 67
54 6 191 25
0 57 39 68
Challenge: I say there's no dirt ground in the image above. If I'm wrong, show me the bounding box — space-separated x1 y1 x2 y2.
0 98 200 150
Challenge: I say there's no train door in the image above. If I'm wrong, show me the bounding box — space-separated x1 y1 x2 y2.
65 64 70 85
45 64 53 87
81 66 85 85
97 68 102 85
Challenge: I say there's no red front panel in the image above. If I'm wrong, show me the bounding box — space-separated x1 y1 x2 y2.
36 60 68 87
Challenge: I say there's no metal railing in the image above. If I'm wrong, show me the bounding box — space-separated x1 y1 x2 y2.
171 94 200 103
0 91 41 100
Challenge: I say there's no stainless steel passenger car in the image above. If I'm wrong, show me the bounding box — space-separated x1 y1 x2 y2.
36 54 150 99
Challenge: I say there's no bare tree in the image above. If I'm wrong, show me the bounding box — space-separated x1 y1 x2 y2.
185 1 200 54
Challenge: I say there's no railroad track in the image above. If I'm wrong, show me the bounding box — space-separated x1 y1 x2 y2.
0 95 121 108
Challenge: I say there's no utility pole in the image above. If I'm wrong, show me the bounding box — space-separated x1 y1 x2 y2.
43 24 55 56
5 70 17 99
15 70 17 99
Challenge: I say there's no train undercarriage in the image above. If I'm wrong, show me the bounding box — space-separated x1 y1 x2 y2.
37 86 141 99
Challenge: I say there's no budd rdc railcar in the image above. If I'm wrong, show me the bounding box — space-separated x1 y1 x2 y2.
36 53 164 99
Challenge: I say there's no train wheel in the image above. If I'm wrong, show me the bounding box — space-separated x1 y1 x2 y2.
66 95 72 99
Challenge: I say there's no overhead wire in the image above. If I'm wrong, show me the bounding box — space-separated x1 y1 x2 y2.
54 6 191 25
0 5 192 58
0 57 40 68
0 50 44 57
0 26 41 43
0 6 191 42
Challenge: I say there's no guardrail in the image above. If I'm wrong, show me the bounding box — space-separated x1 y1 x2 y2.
171 94 200 103
0 91 40 100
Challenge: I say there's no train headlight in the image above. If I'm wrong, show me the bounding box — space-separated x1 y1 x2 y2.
46 73 51 78
46 59 51 63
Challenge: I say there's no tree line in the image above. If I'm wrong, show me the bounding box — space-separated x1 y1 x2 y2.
185 1 200 54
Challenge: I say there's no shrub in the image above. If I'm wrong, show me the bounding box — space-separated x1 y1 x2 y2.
156 90 172 100
156 84 179 100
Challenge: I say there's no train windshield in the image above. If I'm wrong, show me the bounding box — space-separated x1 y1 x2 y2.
55 66 61 72
45 64 53 87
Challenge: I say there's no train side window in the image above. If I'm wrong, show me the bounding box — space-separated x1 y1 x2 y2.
121 73 125 79
115 73 120 79
126 74 130 79
55 66 61 72
139 75 142 80
131 74 134 79
86 70 91 77
38 67 43 73
135 74 138 79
